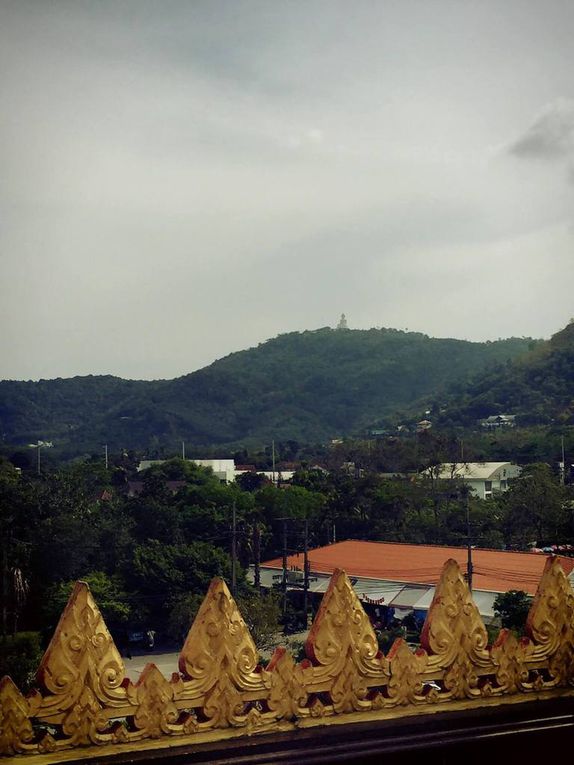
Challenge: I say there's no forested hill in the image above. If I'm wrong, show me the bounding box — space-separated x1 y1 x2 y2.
0 328 537 455
437 321 574 427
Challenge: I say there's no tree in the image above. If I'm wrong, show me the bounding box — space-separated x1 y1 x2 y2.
238 590 281 649
500 463 570 548
493 590 531 632
125 540 235 626
167 592 204 643
236 471 269 492
45 571 131 627
167 588 281 650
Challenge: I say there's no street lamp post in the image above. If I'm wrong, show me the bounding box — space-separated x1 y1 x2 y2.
28 440 53 476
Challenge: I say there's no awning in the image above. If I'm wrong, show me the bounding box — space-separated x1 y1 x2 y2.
357 586 405 604
409 588 497 619
389 585 431 608
410 589 436 611
307 577 330 593
469 590 497 619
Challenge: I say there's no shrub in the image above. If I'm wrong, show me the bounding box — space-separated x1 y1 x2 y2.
0 632 42 691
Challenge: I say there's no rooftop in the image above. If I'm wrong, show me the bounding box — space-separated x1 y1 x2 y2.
432 461 519 480
261 539 574 595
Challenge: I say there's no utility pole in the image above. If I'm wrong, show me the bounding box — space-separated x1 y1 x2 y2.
231 501 237 596
1 542 7 639
272 440 276 486
560 436 565 485
465 488 473 591
253 522 261 591
182 441 186 461
303 519 309 622
103 444 108 470
281 517 288 615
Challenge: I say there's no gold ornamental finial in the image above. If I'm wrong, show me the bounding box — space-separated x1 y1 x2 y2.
2 558 574 759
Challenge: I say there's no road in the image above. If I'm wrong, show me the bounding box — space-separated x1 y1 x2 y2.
123 651 181 682
122 631 310 682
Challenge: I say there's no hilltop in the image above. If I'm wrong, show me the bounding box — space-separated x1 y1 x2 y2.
0 328 538 455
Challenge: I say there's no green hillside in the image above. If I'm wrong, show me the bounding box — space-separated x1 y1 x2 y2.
0 328 538 455
438 321 574 427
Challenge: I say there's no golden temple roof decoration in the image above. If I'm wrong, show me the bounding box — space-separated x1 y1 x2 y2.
1 557 574 760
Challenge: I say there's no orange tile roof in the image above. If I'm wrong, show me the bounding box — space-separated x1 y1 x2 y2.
261 540 574 595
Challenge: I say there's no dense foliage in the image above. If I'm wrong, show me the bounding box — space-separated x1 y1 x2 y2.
493 590 532 633
1 454 572 652
0 328 537 457
436 321 574 428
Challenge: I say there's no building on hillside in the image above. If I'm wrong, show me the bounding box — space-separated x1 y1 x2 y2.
427 461 522 499
253 539 574 624
481 414 517 430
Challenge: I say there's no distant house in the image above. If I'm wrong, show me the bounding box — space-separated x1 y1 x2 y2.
277 462 299 472
429 462 522 500
251 470 295 483
481 414 517 430
341 461 364 478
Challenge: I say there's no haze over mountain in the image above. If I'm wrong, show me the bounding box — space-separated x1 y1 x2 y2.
0 328 538 456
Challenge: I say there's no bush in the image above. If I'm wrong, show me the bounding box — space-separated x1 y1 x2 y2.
239 590 281 649
376 624 405 654
493 590 532 633
167 592 204 643
0 632 42 690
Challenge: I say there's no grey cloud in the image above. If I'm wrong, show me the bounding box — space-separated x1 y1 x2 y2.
2 1 574 380
509 100 574 160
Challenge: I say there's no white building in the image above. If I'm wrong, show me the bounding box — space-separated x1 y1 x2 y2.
137 458 236 483
193 459 236 483
431 462 522 499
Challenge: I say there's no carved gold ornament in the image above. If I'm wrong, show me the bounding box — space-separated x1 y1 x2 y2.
1 557 574 760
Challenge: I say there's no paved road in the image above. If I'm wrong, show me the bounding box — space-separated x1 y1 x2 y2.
122 632 309 682
123 651 181 682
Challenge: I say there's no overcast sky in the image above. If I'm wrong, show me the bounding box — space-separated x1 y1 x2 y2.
1 1 574 381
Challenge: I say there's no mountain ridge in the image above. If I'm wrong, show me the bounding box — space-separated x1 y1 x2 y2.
437 321 574 427
0 327 541 454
